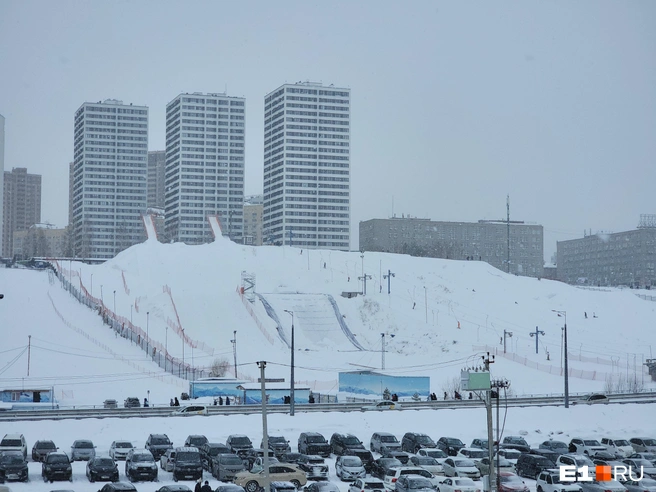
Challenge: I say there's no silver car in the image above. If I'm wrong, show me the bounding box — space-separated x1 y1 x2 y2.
109 441 134 460
71 440 96 461
336 456 366 481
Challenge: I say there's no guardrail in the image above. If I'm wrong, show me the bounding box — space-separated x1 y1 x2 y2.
1 392 654 422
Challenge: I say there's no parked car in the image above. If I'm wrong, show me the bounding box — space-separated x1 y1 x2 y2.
32 440 58 462
628 453 656 466
41 452 72 483
383 467 438 491
160 449 177 472
280 452 304 465
630 439 656 454
577 479 627 492
471 439 489 450
385 451 411 464
622 458 656 478
336 455 366 481
123 397 140 408
601 439 634 458
263 436 291 457
457 448 488 462
146 434 173 460
371 433 402 454
233 463 307 492
270 481 303 492
475 457 514 476
436 438 465 457
71 440 97 461
243 449 276 471
172 405 208 417
539 441 569 454
568 439 607 457
125 449 158 482
349 478 386 492
211 453 246 481
402 434 437 454
394 475 434 492
304 482 341 492
249 456 280 473
199 443 231 471
0 451 29 482
442 458 480 479
346 449 375 473
99 483 139 492
435 477 480 492
592 457 627 477
496 472 530 492
417 448 448 462
109 441 134 461
516 454 556 479
362 401 402 412
501 437 530 454
155 486 194 492
331 434 365 456
409 456 443 475
226 435 254 457
536 469 582 492
86 456 119 482
171 447 203 482
371 457 403 479
184 435 208 449
497 449 522 466
619 478 656 492
555 454 595 470
575 394 609 405
297 455 329 481
298 433 331 458
215 485 247 492
103 399 118 409
0 434 27 459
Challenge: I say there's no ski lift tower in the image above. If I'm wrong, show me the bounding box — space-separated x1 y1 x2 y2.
241 271 256 303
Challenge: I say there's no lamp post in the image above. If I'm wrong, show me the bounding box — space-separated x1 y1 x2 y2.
383 269 395 294
552 310 569 408
360 250 365 292
284 310 295 416
113 290 116 313
529 326 545 354
100 285 104 305
146 311 150 357
165 326 168 372
503 329 513 354
231 331 238 378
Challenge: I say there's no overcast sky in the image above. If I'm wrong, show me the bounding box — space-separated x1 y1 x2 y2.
1 0 654 261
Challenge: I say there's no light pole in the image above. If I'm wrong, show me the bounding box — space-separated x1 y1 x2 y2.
383 269 395 294
284 310 295 416
165 326 169 372
503 329 513 354
100 285 104 306
231 331 238 378
113 290 116 313
360 250 365 293
146 311 150 357
552 310 569 408
529 326 545 354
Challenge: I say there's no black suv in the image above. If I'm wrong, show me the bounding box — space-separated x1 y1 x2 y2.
42 452 72 483
32 440 58 462
124 397 141 408
171 447 203 481
99 482 138 492
262 436 291 458
199 443 231 471
0 450 29 482
501 436 530 453
184 435 209 449
226 435 253 457
86 456 119 482
298 433 330 458
401 433 436 454
515 453 555 479
146 434 173 460
436 437 465 456
330 433 365 456
125 449 158 482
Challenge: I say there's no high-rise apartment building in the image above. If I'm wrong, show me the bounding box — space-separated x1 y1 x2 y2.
0 114 4 256
262 82 350 250
2 167 42 257
72 99 148 258
147 150 166 210
164 92 245 244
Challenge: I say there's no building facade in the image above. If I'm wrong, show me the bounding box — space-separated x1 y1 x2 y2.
262 82 350 250
72 99 148 259
243 194 263 246
360 217 544 278
557 216 656 288
147 150 166 209
164 92 245 244
12 224 66 259
2 167 42 258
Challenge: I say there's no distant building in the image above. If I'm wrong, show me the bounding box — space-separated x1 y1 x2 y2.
2 167 42 258
262 81 350 250
243 195 263 246
556 215 656 288
72 99 148 259
147 150 166 209
12 224 66 259
359 216 544 278
0 114 4 256
164 92 245 245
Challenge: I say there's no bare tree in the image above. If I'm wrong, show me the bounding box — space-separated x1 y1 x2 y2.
209 357 230 377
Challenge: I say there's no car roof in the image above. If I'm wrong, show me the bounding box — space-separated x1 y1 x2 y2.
107 483 138 491
375 432 397 436
175 447 200 452
2 433 24 439
149 434 169 438
229 434 249 438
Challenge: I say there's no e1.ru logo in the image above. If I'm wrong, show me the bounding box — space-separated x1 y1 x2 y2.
560 465 644 482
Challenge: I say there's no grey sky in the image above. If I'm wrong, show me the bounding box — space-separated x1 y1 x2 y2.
1 0 654 260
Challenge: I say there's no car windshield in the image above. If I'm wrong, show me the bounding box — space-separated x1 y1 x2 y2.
500 476 524 484
37 441 57 449
614 440 630 446
643 440 656 446
364 482 385 489
633 459 652 467
550 442 567 448
220 455 243 465
574 457 594 466
455 459 475 467
343 457 362 467
503 451 521 459
133 453 153 462
584 441 602 446
447 439 464 446
75 441 94 448
232 437 251 445
151 437 170 445
455 479 476 486
0 454 24 464
116 442 133 448
307 436 325 443
343 437 361 446
415 457 438 465
188 437 207 446
638 479 656 487
466 450 486 458
1 439 22 446
403 470 431 478
95 458 115 466
382 458 402 467
424 450 447 458
506 438 527 445
643 454 656 461
270 437 286 444
416 436 434 444
407 478 433 488
48 455 69 463
381 436 398 443
307 457 323 464
177 452 200 463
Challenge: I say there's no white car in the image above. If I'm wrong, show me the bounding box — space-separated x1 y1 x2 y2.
436 477 481 492
497 449 522 466
349 478 387 492
171 405 208 416
417 448 448 463
383 467 438 490
409 456 444 475
601 439 635 458
475 457 514 476
536 470 582 492
569 439 607 457
457 448 488 462
336 455 366 481
109 441 134 460
442 458 481 479
362 401 402 412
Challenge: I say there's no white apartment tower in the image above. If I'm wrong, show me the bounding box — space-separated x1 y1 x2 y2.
262 82 350 250
72 99 148 258
165 93 245 244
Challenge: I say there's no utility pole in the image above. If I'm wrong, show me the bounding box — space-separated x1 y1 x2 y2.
381 333 386 370
231 331 238 378
165 326 168 372
383 270 395 294
358 274 372 295
27 335 31 376
146 312 150 357
113 290 116 313
506 195 510 273
552 310 569 408
483 353 496 492
491 378 510 492
284 310 295 416
503 330 513 354
258 361 271 492
529 326 545 354
182 328 185 380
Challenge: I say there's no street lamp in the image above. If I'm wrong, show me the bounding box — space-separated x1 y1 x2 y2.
503 330 513 354
100 285 104 305
165 326 169 372
284 309 295 416
529 326 545 354
552 310 569 408
146 311 150 357
230 331 238 378
113 290 116 313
